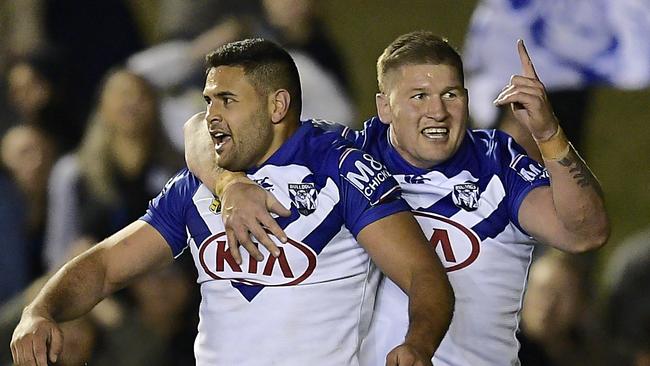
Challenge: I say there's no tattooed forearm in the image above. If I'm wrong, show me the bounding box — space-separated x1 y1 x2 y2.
556 150 603 195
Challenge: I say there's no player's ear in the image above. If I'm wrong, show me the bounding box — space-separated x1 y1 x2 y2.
269 89 290 124
375 92 392 125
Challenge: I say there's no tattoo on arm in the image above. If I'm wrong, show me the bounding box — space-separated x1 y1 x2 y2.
557 150 602 195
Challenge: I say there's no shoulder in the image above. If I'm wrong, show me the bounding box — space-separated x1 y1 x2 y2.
355 116 388 150
465 129 527 166
292 123 385 184
467 129 549 186
297 121 359 164
159 168 203 199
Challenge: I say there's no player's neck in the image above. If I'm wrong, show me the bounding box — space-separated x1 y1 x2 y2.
254 117 300 166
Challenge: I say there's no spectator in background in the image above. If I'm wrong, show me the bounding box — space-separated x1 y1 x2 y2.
128 0 354 152
519 250 597 366
260 0 351 92
1 125 56 281
155 0 262 41
603 228 650 366
0 0 145 144
0 168 29 305
1 69 193 365
463 0 650 161
258 0 355 124
0 0 44 136
6 48 79 152
43 69 181 271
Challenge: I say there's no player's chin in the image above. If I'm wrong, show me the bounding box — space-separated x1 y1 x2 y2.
421 146 454 165
215 154 236 170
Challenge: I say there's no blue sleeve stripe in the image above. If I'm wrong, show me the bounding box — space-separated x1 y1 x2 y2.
371 185 401 206
510 181 549 235
350 199 411 238
139 214 186 257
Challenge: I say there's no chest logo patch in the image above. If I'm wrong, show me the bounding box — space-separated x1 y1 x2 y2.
288 183 317 216
413 211 481 272
199 232 317 287
452 182 480 211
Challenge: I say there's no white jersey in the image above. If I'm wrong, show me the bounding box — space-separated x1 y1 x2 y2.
333 117 550 366
141 121 409 366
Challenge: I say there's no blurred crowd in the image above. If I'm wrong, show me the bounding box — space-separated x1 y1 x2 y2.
0 0 648 365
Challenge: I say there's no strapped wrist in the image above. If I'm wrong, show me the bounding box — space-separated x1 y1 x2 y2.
534 126 571 161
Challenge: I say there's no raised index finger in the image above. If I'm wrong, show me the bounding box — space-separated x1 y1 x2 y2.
517 39 539 80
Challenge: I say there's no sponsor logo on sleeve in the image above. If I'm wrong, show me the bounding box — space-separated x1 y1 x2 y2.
510 154 550 182
340 150 394 205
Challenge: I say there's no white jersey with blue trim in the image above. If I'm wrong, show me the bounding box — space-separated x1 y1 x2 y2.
141 120 409 366
328 117 550 366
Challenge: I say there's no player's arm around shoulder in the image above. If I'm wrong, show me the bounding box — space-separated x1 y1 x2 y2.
11 221 173 365
358 212 454 366
183 111 291 262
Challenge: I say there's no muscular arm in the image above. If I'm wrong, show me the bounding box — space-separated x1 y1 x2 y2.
358 211 454 363
519 145 608 252
184 112 228 192
494 40 609 253
11 221 173 365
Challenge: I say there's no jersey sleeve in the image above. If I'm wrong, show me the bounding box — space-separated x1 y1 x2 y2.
308 117 388 151
140 168 197 257
337 147 411 237
501 135 551 234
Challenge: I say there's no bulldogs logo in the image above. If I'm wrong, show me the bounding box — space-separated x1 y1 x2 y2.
452 182 480 211
288 183 317 215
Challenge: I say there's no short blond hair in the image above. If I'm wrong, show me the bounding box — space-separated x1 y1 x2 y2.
377 31 464 92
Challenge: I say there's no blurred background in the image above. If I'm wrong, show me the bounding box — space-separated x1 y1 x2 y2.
0 0 648 365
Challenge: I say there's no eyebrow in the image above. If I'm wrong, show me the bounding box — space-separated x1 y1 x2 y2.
203 89 237 97
442 86 464 92
409 85 463 93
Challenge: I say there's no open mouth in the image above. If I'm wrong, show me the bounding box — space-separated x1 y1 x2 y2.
421 127 449 140
211 131 232 152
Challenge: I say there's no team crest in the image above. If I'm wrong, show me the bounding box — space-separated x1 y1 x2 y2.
452 182 480 211
288 183 317 216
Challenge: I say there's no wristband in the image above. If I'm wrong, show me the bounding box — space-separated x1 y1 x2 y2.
214 174 255 197
534 126 571 161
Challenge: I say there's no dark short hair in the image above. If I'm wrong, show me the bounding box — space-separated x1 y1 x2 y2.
205 38 302 116
377 31 464 91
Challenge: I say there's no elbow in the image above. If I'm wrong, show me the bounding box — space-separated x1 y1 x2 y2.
565 218 611 254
